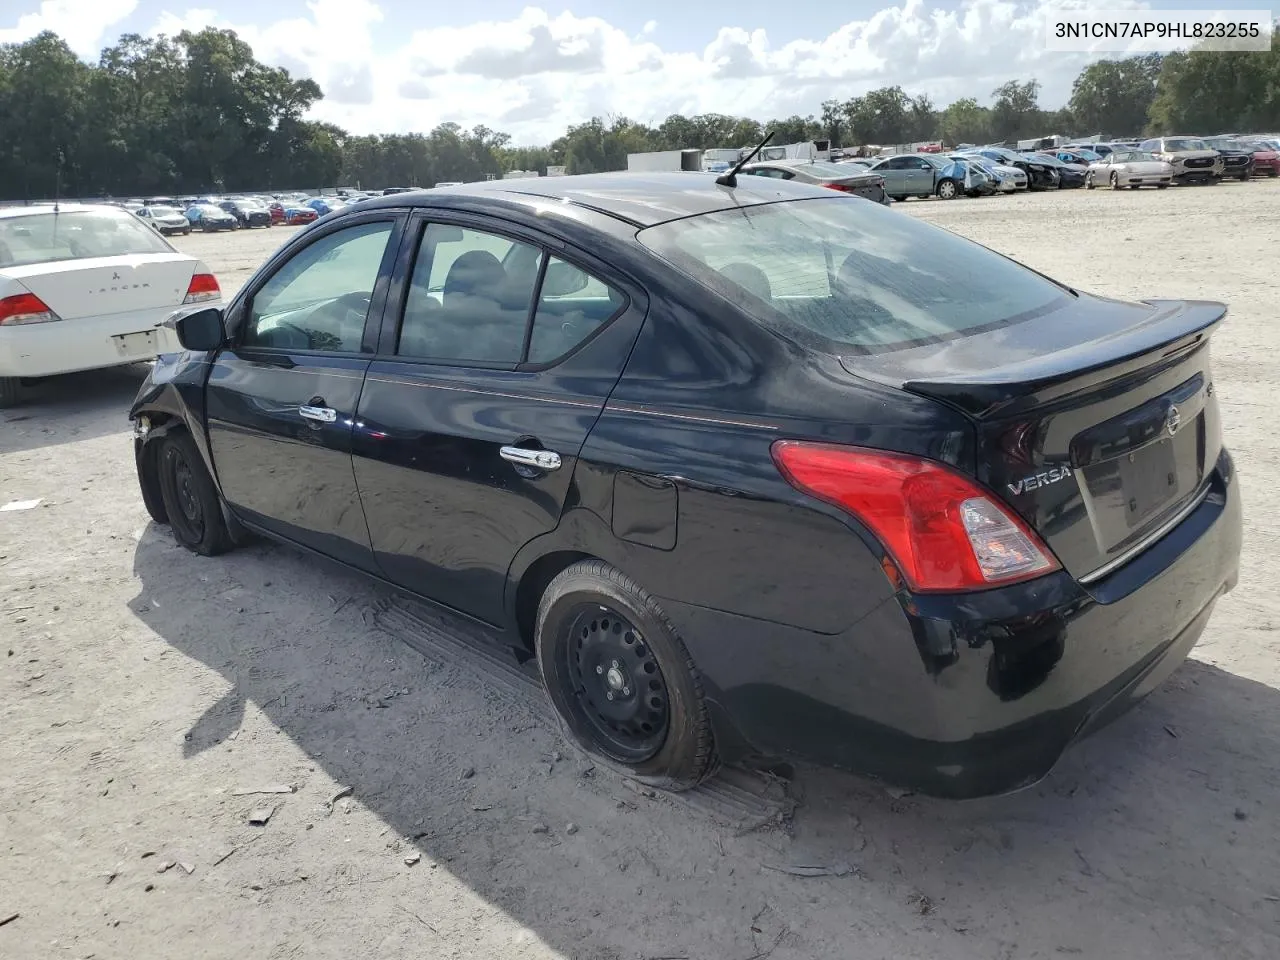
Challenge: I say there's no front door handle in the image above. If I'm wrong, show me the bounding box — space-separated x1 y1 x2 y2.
500 446 562 471
299 404 337 424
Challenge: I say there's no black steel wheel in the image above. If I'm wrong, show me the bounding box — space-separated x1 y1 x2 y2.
536 560 717 791
562 604 670 761
0 376 22 408
155 431 232 556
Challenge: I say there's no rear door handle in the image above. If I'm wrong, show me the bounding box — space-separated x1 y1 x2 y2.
299 404 337 423
500 446 562 471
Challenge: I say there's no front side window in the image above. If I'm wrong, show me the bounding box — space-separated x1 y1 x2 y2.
638 198 1068 354
244 221 393 352
0 208 172 267
397 224 543 364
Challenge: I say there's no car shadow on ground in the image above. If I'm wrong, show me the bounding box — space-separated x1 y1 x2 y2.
1 363 148 455
129 529 1280 959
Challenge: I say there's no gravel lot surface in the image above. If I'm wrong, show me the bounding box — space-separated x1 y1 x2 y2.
3 183 1279 960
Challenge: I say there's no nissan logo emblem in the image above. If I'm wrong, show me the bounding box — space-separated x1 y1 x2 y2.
1166 405 1182 437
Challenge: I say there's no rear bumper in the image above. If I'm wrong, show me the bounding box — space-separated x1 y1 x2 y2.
667 448 1241 799
0 306 189 378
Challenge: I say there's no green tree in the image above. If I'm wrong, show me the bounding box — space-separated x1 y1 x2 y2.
937 97 992 145
990 80 1041 140
1069 55 1163 137
1148 34 1280 134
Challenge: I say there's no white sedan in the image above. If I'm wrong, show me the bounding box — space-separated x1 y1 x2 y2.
0 203 221 407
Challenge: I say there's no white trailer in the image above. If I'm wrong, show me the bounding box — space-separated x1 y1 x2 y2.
626 149 704 172
756 140 832 162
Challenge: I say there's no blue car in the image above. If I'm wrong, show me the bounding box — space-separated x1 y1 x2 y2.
305 197 347 216
184 204 238 232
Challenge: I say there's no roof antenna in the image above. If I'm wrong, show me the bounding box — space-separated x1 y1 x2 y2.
716 130 774 188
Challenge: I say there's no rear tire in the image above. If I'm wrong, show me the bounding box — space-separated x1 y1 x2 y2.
936 178 958 200
155 431 233 556
1270 168 1278 178
535 560 717 792
0 376 22 408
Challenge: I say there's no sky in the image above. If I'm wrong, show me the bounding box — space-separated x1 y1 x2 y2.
1 0 1276 144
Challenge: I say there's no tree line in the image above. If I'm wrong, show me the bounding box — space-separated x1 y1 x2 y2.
2 27 1279 200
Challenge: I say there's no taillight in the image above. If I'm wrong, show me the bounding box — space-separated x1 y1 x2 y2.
0 292 59 326
771 440 1059 593
184 272 220 304
824 182 852 192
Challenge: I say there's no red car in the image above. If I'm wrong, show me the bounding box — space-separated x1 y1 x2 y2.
266 201 286 224
284 205 319 225
1249 143 1280 177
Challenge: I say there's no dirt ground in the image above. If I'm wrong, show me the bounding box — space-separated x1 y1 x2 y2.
3 183 1279 960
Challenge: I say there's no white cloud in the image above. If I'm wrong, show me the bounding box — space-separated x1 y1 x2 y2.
0 0 137 58
3 0 1194 142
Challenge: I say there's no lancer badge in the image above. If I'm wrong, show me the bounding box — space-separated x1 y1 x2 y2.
1166 405 1182 437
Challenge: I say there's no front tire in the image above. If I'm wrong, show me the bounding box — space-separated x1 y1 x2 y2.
936 178 958 200
1084 172 1094 190
0 376 22 408
535 560 717 792
1110 172 1120 190
155 431 232 556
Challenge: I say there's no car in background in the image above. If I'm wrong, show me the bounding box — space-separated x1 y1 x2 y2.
740 159 891 205
1056 148 1102 166
1064 143 1115 159
135 205 193 236
0 203 220 407
946 157 999 197
865 153 968 200
382 186 415 195
434 181 465 188
951 154 1027 192
969 147 1059 190
282 202 319 226
217 199 273 229
129 172 1240 800
1025 152 1087 188
145 196 177 208
1084 150 1174 190
1203 137 1256 181
1242 140 1280 176
265 200 287 224
306 197 347 216
185 204 238 232
1138 137 1224 184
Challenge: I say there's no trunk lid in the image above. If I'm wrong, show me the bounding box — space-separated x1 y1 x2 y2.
842 295 1226 582
6 254 198 320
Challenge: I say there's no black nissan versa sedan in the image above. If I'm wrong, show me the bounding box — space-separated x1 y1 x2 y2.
130 172 1242 799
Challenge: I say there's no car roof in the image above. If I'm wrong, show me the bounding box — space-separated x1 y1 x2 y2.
355 171 832 227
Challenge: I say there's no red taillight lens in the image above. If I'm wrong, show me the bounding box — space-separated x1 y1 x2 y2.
184 272 220 304
771 440 1060 593
0 292 59 325
824 182 852 192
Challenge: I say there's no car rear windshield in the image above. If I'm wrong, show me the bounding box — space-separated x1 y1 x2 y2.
0 208 172 267
637 197 1068 354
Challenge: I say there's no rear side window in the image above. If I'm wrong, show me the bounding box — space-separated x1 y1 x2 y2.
638 197 1068 354
398 224 543 364
528 256 626 364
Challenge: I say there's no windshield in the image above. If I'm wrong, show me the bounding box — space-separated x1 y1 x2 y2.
194 205 223 215
149 206 181 217
638 198 1067 354
1165 138 1208 151
1115 151 1160 163
0 208 172 267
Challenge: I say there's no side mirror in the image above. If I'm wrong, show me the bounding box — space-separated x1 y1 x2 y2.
174 307 226 351
542 260 589 297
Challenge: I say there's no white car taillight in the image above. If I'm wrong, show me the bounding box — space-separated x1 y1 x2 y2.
184 273 221 304
0 292 60 326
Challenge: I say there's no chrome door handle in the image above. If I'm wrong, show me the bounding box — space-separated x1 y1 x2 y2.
500 446 562 471
299 405 337 423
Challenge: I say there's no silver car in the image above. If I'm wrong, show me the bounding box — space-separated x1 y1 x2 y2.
1084 150 1174 190
1138 136 1224 184
951 154 1026 192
